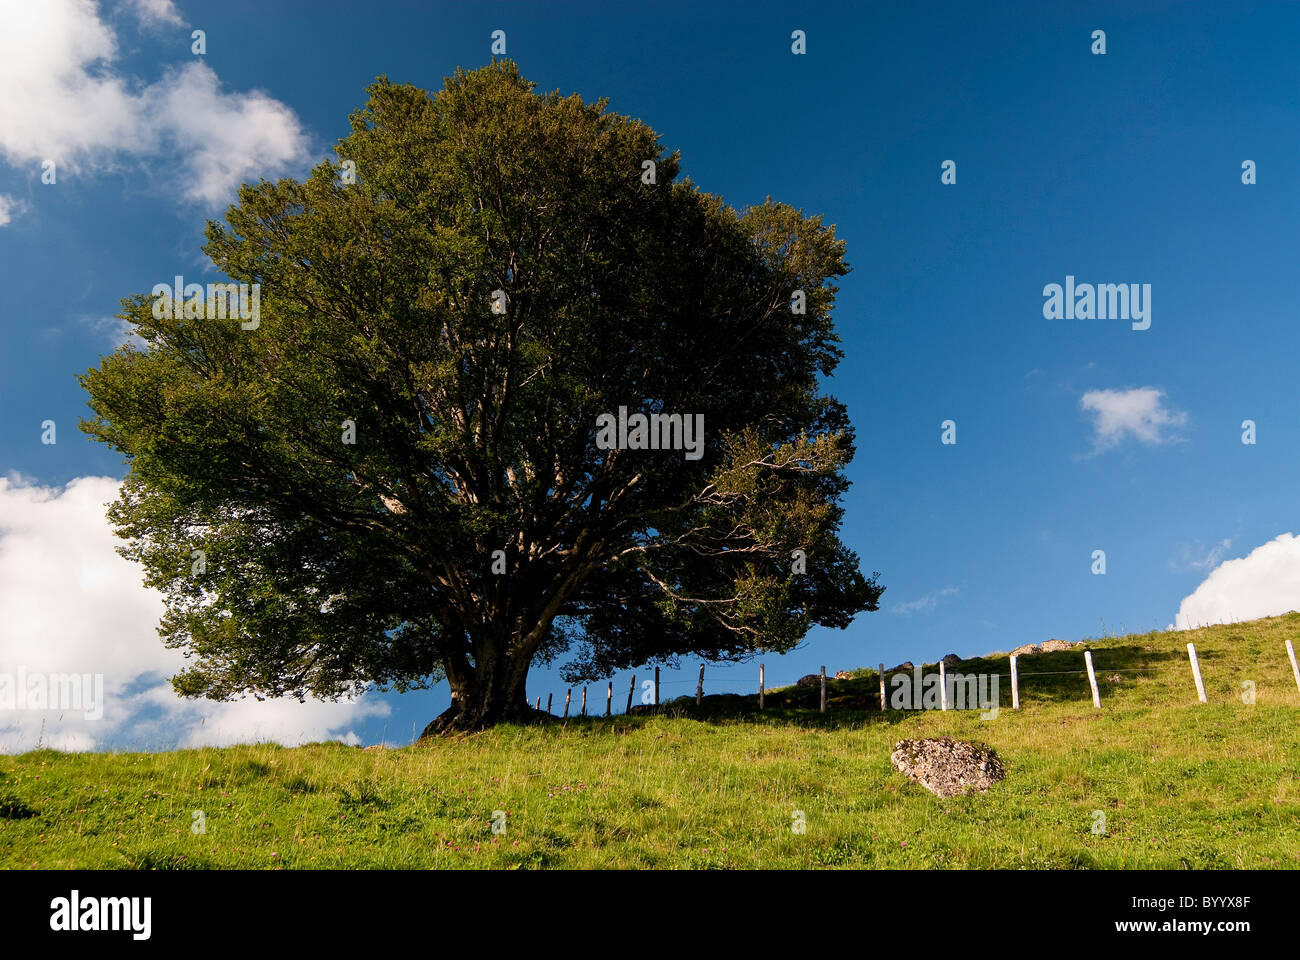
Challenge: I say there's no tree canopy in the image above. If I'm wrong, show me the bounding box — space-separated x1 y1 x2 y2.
80 61 882 731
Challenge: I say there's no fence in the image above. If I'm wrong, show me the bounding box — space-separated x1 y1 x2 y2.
529 639 1300 719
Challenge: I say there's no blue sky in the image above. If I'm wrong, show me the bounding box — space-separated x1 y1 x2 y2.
2 0 1298 749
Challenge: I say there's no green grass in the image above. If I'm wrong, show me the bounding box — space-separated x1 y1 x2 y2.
3 614 1300 869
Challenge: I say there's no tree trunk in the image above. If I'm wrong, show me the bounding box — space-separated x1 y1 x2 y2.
418 653 539 736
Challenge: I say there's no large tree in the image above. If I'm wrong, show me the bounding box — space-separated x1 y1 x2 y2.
80 62 883 732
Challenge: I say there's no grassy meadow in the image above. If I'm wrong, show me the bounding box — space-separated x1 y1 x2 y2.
3 614 1299 869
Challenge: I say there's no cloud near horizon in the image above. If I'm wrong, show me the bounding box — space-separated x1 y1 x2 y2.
1174 532 1300 630
0 474 387 753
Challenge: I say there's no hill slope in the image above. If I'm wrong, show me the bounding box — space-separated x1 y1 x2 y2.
3 615 1299 869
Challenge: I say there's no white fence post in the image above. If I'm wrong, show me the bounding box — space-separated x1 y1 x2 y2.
878 662 886 711
1287 640 1300 697
1084 651 1101 708
1187 642 1208 703
939 660 948 710
1010 655 1020 710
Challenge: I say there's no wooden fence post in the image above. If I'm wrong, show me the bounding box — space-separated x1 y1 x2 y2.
535 696 541 711
626 674 636 714
1010 655 1020 710
819 665 826 713
563 689 571 718
1287 640 1300 696
696 663 705 706
759 664 765 709
654 667 660 706
1187 642 1207 703
1084 651 1101 708
546 693 552 715
878 663 886 711
939 660 948 711
606 681 613 717
581 686 587 716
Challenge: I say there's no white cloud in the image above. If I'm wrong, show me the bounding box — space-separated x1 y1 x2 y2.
0 0 309 209
78 313 138 346
0 1 145 169
0 194 23 226
1170 537 1233 572
0 475 386 753
1080 387 1187 451
123 0 186 29
1174 533 1300 630
1196 538 1233 570
149 62 310 207
892 584 960 615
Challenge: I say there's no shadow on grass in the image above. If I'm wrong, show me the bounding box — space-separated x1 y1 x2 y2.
499 644 1190 734
530 702 928 733
953 645 1185 705
0 795 38 820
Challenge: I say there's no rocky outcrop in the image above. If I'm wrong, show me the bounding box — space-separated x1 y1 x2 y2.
890 738 1006 798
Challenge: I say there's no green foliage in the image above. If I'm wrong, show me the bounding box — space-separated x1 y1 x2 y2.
79 62 880 725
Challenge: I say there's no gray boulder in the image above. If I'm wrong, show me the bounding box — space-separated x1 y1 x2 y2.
890 737 1006 798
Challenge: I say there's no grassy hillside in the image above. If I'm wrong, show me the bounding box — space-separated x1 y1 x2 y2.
3 615 1299 869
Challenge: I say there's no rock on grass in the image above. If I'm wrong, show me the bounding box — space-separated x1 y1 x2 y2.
890 737 1005 798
